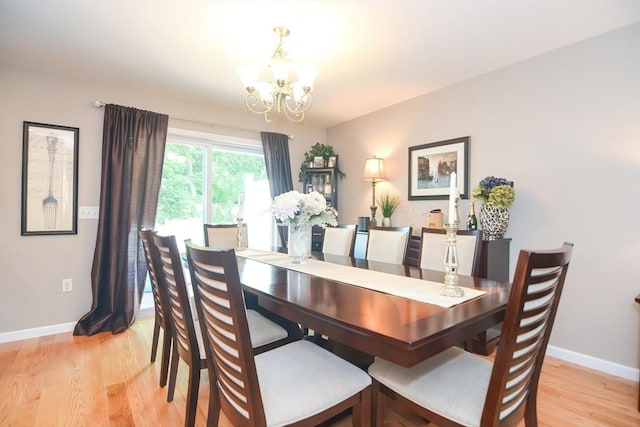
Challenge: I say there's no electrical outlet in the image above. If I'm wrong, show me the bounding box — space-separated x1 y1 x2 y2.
62 278 73 293
78 206 99 219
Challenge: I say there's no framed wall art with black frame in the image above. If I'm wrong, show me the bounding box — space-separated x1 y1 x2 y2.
21 121 79 235
408 136 469 200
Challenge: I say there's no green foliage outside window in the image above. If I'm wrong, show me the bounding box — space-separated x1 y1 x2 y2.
210 150 267 223
157 144 204 224
156 143 268 225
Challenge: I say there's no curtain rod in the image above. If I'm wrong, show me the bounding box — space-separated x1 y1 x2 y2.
93 101 293 140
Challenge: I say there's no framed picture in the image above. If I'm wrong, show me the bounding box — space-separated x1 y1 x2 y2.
313 156 325 167
21 121 79 235
327 156 337 168
408 136 469 200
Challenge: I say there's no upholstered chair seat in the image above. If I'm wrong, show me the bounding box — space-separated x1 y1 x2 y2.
369 347 492 426
255 340 372 425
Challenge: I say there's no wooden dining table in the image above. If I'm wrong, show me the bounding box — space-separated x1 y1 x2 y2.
236 251 511 368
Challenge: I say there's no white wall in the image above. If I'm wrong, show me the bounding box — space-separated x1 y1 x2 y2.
328 23 640 370
0 65 325 335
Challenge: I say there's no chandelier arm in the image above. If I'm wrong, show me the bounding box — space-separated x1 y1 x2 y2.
245 93 271 115
282 105 304 123
283 93 313 114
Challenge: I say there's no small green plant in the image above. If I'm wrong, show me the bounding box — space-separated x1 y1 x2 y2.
378 193 401 218
298 142 346 182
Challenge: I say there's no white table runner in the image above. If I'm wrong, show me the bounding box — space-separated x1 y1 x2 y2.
237 249 486 308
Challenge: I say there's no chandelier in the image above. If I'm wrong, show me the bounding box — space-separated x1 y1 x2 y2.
237 26 318 123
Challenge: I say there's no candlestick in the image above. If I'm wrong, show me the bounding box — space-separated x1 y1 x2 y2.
236 216 246 251
440 222 464 298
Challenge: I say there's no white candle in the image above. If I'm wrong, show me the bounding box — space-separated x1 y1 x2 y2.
448 172 457 224
237 193 245 218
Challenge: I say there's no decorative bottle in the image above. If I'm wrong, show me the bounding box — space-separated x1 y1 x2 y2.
467 201 478 230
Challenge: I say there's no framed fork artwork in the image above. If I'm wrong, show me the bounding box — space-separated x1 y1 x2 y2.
21 121 79 235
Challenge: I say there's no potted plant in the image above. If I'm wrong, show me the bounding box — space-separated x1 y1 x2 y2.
377 192 401 226
298 142 346 182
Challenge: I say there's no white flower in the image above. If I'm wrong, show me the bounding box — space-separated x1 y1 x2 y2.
272 190 338 228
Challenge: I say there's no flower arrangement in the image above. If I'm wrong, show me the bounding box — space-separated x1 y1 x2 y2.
378 192 401 218
272 190 338 228
472 176 515 209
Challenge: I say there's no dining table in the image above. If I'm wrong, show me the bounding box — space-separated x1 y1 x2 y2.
235 249 511 368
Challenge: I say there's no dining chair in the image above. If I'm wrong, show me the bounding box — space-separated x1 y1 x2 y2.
419 227 482 276
322 224 357 257
366 226 412 265
152 233 300 427
185 242 373 427
138 229 173 388
203 223 247 249
368 242 573 427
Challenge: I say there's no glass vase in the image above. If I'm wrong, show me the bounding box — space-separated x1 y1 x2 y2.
478 204 510 240
288 223 312 263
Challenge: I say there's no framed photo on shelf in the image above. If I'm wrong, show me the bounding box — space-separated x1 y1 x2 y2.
408 136 469 200
313 156 325 167
327 156 337 167
21 121 79 235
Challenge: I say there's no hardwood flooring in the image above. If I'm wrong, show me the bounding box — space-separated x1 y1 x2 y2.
1 317 638 426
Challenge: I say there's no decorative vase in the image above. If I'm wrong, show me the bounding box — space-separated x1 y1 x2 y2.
381 217 392 227
478 204 510 240
288 223 312 263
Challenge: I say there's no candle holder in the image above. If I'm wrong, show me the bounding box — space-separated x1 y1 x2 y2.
441 221 464 298
235 217 246 251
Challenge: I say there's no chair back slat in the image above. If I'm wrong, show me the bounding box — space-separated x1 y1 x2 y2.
153 234 200 366
482 243 573 426
186 243 266 426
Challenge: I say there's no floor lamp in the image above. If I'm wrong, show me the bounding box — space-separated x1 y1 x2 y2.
362 156 386 226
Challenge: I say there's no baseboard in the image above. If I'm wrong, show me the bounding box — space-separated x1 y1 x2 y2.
546 344 638 382
0 308 155 344
0 321 77 343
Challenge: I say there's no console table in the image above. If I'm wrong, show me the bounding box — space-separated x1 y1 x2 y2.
466 238 511 354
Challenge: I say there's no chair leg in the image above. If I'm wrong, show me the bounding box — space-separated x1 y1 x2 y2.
524 393 539 426
184 364 201 427
374 382 385 427
167 341 179 402
151 316 160 363
353 386 372 427
159 329 172 387
206 377 220 427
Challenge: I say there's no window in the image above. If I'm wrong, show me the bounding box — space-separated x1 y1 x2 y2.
155 128 275 251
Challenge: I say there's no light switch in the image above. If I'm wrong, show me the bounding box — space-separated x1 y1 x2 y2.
79 206 99 219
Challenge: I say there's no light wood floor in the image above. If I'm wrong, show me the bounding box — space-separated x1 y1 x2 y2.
1 317 639 426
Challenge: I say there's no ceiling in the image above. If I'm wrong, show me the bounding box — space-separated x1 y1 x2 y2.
2 1 639 128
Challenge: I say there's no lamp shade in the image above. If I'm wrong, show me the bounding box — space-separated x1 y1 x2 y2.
362 157 386 182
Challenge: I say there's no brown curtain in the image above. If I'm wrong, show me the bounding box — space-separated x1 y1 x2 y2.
74 104 168 335
261 132 293 246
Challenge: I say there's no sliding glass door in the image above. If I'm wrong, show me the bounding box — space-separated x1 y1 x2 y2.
155 129 274 251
